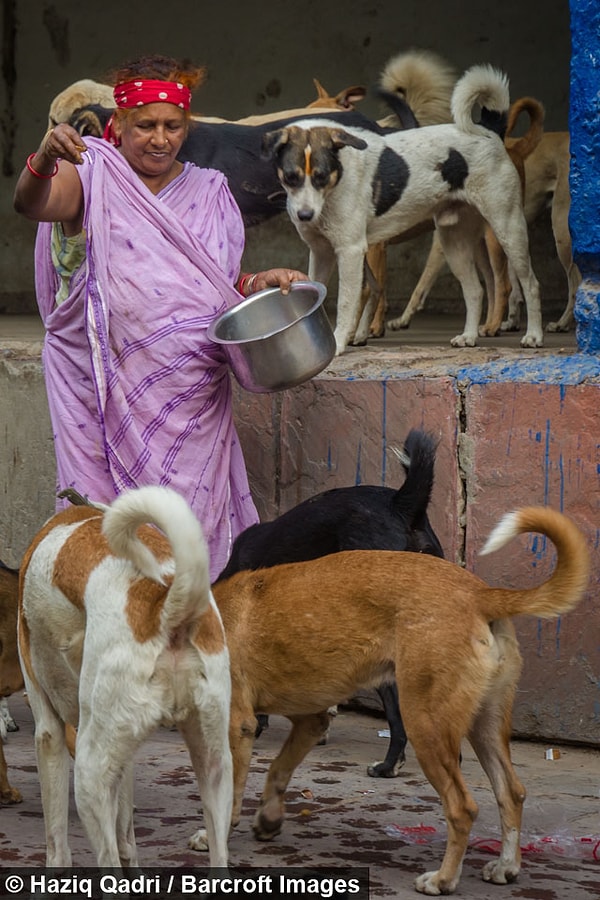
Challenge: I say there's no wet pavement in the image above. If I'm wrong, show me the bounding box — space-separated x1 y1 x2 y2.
1 692 598 898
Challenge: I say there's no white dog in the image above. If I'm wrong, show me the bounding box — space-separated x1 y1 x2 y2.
262 65 543 355
18 486 232 869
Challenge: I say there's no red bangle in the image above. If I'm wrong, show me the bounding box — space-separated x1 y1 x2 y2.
237 273 257 296
26 153 59 179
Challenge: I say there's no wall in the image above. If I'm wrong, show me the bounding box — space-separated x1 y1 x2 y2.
1 0 572 314
1 341 599 746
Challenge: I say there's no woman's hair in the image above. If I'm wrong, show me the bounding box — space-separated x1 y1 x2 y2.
106 54 207 92
107 55 206 130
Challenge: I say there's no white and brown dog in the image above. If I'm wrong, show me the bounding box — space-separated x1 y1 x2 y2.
262 65 544 354
18 486 232 869
190 506 590 896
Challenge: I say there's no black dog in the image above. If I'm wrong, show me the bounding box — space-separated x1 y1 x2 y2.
67 105 411 227
216 427 444 777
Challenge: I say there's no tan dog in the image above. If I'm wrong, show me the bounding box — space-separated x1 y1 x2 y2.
0 563 23 805
503 130 579 333
47 77 366 130
190 506 589 896
19 486 233 869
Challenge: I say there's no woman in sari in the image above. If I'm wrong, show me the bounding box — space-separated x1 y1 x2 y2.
13 55 307 580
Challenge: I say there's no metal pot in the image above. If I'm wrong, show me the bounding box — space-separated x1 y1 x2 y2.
207 281 335 393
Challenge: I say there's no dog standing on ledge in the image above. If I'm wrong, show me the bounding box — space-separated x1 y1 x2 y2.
190 506 589 897
262 64 544 354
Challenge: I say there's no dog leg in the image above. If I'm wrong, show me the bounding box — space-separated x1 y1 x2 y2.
189 708 257 852
179 711 233 868
253 711 331 841
468 623 526 887
387 232 447 330
0 697 18 732
366 242 388 338
0 736 22 805
334 246 369 354
479 232 511 337
367 682 407 778
410 730 477 895
74 722 141 868
115 761 139 868
27 686 72 866
437 223 485 347
546 172 581 332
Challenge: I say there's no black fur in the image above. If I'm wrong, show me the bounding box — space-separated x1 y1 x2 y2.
217 428 444 778
68 106 393 227
440 148 469 190
372 147 410 216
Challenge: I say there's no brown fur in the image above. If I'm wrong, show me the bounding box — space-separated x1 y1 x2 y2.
0 565 23 805
191 506 590 895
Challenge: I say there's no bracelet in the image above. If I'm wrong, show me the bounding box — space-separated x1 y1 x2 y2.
237 272 259 297
26 153 59 179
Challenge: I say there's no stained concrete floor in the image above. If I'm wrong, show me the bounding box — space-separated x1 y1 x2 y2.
1 693 599 898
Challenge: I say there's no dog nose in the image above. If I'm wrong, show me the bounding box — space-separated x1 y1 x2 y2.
297 209 314 222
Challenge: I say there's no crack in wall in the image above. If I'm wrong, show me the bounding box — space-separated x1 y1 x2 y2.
455 381 469 568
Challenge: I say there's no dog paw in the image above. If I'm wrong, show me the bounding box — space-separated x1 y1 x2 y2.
252 813 283 842
450 333 476 348
188 828 209 852
415 870 458 895
367 754 405 778
0 786 23 805
520 332 544 348
387 315 411 331
482 859 520 884
546 319 572 333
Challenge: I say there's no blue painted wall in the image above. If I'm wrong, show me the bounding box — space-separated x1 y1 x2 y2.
569 0 600 353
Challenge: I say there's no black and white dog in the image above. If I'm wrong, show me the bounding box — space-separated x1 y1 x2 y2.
262 65 544 354
216 428 444 778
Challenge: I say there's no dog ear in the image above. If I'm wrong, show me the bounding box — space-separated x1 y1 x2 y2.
330 129 368 151
261 129 289 159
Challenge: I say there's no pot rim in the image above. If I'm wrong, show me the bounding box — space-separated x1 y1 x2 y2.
207 280 328 346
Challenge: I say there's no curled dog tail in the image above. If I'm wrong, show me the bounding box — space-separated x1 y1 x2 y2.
451 64 510 137
479 507 590 621
102 486 211 628
378 48 456 127
504 97 545 182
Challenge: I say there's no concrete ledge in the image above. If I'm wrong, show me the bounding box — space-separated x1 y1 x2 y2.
2 339 599 745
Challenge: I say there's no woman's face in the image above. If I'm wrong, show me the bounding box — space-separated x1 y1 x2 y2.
115 103 188 179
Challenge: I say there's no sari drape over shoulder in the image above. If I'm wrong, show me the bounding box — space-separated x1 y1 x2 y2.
34 138 258 580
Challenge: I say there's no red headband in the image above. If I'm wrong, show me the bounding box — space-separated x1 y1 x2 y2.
113 79 192 110
103 78 192 145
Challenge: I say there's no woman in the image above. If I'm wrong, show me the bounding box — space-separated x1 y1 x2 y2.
13 55 307 580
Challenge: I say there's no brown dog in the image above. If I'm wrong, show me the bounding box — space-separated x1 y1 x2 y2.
0 562 23 805
190 506 589 896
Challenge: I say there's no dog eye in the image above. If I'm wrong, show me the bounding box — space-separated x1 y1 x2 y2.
311 171 330 189
283 170 304 189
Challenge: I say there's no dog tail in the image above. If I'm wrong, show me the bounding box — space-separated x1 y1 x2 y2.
378 48 455 127
478 507 590 620
451 64 510 138
102 486 212 625
505 96 545 167
391 429 444 557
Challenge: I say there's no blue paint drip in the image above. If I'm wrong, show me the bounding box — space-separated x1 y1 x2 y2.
555 616 562 658
544 420 551 505
355 440 362 486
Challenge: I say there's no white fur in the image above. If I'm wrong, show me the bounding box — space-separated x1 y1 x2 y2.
480 510 521 556
19 485 232 869
267 65 542 355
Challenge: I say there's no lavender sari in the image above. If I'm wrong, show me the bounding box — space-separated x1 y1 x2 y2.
34 137 258 580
